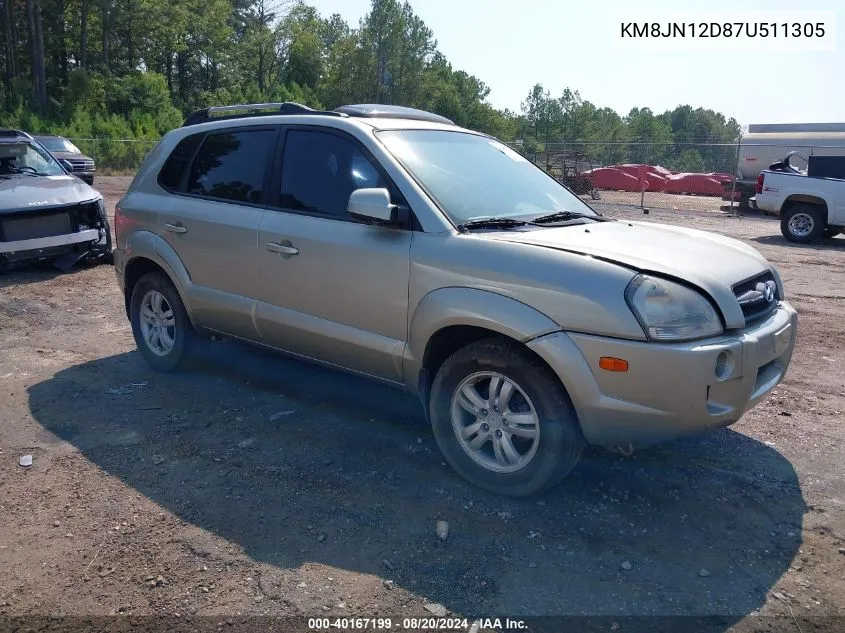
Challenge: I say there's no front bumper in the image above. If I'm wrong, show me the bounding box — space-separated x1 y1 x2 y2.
74 171 95 184
528 302 798 447
0 229 101 255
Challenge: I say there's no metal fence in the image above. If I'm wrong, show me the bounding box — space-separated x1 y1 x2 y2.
67 138 160 174
505 140 739 216
72 137 839 217
507 140 844 216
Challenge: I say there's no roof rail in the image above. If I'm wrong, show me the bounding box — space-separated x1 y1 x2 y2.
0 129 32 140
335 104 454 125
181 101 456 128
182 102 347 127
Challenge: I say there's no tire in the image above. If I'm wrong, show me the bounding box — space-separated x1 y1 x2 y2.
129 272 194 371
429 338 584 497
822 228 841 239
781 204 826 243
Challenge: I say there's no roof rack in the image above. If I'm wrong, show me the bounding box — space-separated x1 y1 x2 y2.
335 104 454 125
182 102 347 127
181 101 456 128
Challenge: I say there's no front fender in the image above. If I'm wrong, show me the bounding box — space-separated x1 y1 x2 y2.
404 287 560 392
123 230 197 326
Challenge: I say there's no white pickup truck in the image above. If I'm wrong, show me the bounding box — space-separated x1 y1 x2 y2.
755 153 845 243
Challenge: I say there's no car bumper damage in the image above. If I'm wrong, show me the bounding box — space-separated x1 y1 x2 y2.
528 302 798 447
0 199 111 270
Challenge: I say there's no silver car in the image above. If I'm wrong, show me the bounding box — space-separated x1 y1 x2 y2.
114 103 798 496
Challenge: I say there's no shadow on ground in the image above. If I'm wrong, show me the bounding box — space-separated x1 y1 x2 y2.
27 338 807 624
0 260 105 288
752 235 845 251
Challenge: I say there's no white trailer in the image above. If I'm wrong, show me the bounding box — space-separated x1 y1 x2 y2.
727 123 845 207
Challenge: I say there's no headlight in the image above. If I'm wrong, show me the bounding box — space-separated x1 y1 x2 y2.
625 275 723 341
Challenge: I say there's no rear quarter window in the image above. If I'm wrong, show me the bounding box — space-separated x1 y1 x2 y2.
157 133 203 191
187 129 276 204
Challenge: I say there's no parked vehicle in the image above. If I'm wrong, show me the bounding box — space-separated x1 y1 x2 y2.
755 152 845 243
34 135 96 185
115 102 798 496
0 129 112 270
723 122 845 208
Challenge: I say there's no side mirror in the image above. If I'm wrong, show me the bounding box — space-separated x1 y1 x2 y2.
348 188 400 225
59 158 74 173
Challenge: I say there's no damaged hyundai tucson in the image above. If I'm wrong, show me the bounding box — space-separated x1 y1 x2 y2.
0 129 112 270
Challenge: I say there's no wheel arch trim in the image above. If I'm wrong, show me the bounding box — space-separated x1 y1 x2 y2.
405 287 561 394
123 231 198 327
782 194 829 215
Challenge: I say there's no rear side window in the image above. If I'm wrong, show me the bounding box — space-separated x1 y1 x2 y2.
158 134 202 191
280 129 387 218
187 129 276 204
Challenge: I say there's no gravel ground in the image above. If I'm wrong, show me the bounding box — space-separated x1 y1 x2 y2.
0 177 843 632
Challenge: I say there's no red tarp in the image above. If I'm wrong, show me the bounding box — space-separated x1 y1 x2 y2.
582 167 642 191
583 164 735 196
663 173 725 196
612 165 667 191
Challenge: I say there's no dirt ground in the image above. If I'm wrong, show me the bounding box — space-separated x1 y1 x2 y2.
1 177 843 632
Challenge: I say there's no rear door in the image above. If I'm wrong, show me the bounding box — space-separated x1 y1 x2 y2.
255 126 413 383
157 126 279 339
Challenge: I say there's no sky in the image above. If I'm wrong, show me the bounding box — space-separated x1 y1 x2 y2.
306 0 844 127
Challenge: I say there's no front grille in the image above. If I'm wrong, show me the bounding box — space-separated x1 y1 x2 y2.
2 212 73 241
67 158 95 171
733 271 778 323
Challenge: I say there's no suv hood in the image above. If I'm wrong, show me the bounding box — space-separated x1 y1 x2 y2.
0 174 99 214
49 150 94 162
488 220 774 329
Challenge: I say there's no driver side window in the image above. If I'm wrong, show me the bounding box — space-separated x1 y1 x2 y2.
280 130 387 219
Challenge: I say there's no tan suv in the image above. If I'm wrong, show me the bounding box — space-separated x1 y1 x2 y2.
114 102 798 496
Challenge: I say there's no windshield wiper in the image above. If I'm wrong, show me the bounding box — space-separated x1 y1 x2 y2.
0 167 41 177
531 210 614 224
457 217 527 232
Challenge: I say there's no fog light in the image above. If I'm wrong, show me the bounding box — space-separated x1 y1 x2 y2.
714 351 733 379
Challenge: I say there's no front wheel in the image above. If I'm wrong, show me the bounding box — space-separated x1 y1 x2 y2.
429 338 584 497
781 204 826 243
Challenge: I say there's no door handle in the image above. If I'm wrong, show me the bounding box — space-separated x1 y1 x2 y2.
164 223 188 234
266 242 299 255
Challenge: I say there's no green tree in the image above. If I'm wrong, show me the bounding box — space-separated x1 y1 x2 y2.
671 148 706 173
0 0 742 176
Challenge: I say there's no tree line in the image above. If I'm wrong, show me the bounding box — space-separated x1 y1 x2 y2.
0 0 742 173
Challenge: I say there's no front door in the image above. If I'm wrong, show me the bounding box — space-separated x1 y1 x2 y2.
255 127 413 383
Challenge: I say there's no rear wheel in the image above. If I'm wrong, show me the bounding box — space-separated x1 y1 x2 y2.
130 272 194 371
429 338 584 497
781 204 826 243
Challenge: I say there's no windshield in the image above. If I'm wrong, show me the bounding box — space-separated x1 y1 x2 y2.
377 130 596 224
0 141 65 176
36 137 81 153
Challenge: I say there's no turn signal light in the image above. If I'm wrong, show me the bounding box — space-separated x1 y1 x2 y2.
599 357 629 372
